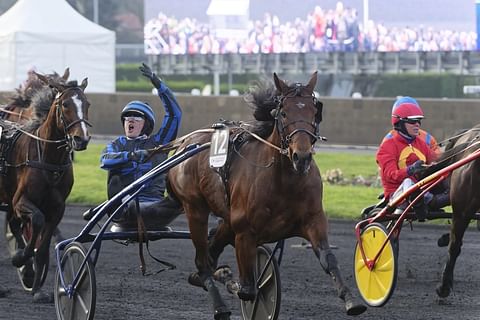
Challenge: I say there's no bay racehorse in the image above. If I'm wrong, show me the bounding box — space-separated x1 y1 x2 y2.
0 69 71 244
427 125 480 298
167 72 366 318
0 73 91 303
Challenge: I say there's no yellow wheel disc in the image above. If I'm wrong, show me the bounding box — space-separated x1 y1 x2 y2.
354 223 397 307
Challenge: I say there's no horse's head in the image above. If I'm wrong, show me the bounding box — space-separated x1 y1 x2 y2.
272 71 322 174
37 73 92 151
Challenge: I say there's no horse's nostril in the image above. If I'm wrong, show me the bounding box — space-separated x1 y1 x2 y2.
72 136 91 150
294 152 311 163
73 136 90 143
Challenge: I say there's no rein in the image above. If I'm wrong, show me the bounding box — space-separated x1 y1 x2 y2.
430 137 480 168
437 128 480 147
149 126 286 157
0 107 28 120
239 126 285 154
13 125 67 144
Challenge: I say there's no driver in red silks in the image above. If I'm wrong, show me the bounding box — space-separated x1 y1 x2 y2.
376 96 449 220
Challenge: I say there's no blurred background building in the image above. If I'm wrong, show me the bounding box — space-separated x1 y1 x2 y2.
0 0 479 97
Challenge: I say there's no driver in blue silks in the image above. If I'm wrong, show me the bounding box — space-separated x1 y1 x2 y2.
98 63 183 230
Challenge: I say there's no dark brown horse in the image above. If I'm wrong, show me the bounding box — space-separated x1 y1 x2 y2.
1 69 72 244
430 125 480 298
168 72 366 318
0 73 91 303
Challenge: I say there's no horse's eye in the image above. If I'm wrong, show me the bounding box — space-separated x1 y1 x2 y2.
280 111 287 118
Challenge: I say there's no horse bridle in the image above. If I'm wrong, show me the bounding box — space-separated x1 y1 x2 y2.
273 84 323 152
54 86 92 149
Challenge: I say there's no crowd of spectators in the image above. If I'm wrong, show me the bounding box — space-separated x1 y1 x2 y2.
144 1 477 55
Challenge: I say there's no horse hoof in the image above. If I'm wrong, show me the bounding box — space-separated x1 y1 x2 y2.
188 272 207 291
437 233 450 247
214 306 231 320
213 265 233 283
345 300 367 316
33 291 54 304
11 249 25 268
237 286 256 301
436 284 451 298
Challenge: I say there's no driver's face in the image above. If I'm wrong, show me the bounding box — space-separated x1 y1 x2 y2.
124 116 145 138
405 121 421 137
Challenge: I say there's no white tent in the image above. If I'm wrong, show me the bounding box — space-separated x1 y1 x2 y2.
0 0 116 93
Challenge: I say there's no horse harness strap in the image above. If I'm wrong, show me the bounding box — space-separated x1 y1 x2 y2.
240 127 286 154
0 123 22 175
133 200 176 276
273 88 326 149
1 127 72 179
24 159 71 172
215 125 251 208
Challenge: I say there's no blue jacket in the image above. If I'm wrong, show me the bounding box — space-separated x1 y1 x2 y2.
100 82 182 201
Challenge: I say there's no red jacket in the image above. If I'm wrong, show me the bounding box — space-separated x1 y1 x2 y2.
376 130 437 199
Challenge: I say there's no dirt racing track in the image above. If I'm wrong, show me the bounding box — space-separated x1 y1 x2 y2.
2 206 480 320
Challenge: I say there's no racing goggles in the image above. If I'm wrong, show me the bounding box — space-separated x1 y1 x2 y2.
124 116 144 122
402 117 422 125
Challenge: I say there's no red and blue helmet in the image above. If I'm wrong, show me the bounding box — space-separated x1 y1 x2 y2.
391 96 424 126
121 101 155 135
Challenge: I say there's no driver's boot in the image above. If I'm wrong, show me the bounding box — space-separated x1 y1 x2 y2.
428 193 450 211
410 191 427 222
413 201 428 222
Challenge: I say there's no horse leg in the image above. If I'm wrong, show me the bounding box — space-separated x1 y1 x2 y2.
208 220 235 269
7 215 25 249
31 223 55 303
11 199 44 269
186 206 231 320
234 231 257 301
436 214 470 298
306 220 366 316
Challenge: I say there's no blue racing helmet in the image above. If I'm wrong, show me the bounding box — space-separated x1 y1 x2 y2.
121 101 155 135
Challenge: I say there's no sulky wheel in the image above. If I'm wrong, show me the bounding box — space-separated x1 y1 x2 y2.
354 222 398 307
4 218 47 291
55 242 96 320
240 245 281 320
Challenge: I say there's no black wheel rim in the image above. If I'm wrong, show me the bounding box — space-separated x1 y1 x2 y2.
55 242 96 320
240 246 281 320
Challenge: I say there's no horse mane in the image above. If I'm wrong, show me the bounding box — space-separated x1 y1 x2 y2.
24 80 80 131
243 81 279 139
7 71 65 109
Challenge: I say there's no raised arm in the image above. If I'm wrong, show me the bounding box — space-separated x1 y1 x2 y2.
139 63 182 144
